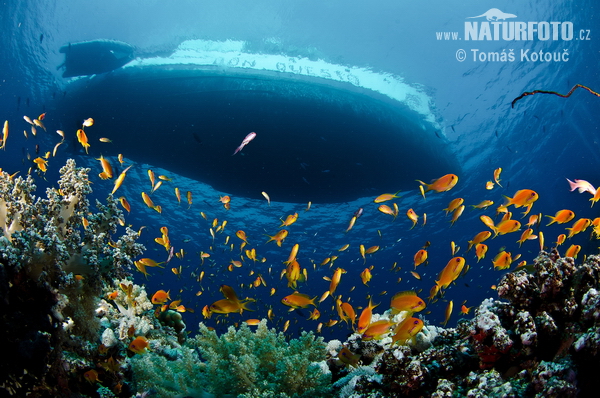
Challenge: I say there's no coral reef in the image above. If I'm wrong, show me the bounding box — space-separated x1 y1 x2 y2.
192 320 331 398
130 320 331 398
0 160 144 397
330 250 600 397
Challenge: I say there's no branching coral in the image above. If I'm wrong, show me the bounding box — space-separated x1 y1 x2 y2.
191 320 332 398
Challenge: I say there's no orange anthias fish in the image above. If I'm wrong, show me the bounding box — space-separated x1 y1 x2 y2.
442 300 454 327
378 204 397 220
450 205 465 226
96 155 113 179
129 336 150 354
546 209 575 226
436 257 466 289
361 319 394 340
357 298 379 334
406 208 419 229
83 369 100 384
374 191 401 203
504 189 539 215
471 200 494 210
475 244 488 262
392 317 424 345
492 251 513 270
443 198 464 215
413 249 428 268
281 292 317 309
329 267 346 295
280 213 298 227
417 174 459 195
565 244 581 258
493 168 503 187
566 218 592 238
338 347 361 367
467 231 492 252
236 230 249 244
151 289 170 305
494 219 521 237
390 291 426 314
76 129 90 154
112 165 132 195
345 216 357 233
517 228 537 247
265 229 289 246
360 266 373 286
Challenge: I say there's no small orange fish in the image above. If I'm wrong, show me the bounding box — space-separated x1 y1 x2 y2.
281 292 317 309
360 266 373 286
504 189 539 215
480 215 496 231
413 249 428 268
374 191 401 203
33 157 48 172
566 218 592 238
471 200 494 210
517 228 536 247
436 257 465 289
565 244 581 258
442 300 453 327
390 291 426 314
236 230 249 244
546 209 575 226
357 298 378 334
392 317 424 345
492 251 513 270
361 319 394 340
493 168 502 187
83 369 100 384
494 219 521 236
406 208 419 229
96 155 114 179
345 216 357 233
128 336 150 354
485 181 495 190
460 304 472 315
329 267 346 295
443 198 464 215
265 229 288 247
151 290 170 305
280 213 298 227
378 204 397 220
467 231 492 252
555 234 566 246
450 205 465 226
112 165 132 195
82 117 94 127
76 129 90 154
417 174 458 195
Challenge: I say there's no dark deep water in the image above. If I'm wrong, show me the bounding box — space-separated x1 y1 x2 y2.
1 0 600 396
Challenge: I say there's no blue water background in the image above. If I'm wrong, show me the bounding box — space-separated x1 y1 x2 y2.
0 0 599 341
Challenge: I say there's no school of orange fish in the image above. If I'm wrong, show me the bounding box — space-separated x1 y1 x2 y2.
3 113 600 347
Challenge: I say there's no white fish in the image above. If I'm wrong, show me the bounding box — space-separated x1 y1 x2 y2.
232 132 257 155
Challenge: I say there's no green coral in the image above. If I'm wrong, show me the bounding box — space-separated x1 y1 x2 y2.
130 346 207 398
192 320 332 398
130 320 332 398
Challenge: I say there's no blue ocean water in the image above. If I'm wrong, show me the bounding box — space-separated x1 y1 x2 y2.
0 0 599 348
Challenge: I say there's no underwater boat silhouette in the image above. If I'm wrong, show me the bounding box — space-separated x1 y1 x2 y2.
54 40 458 203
